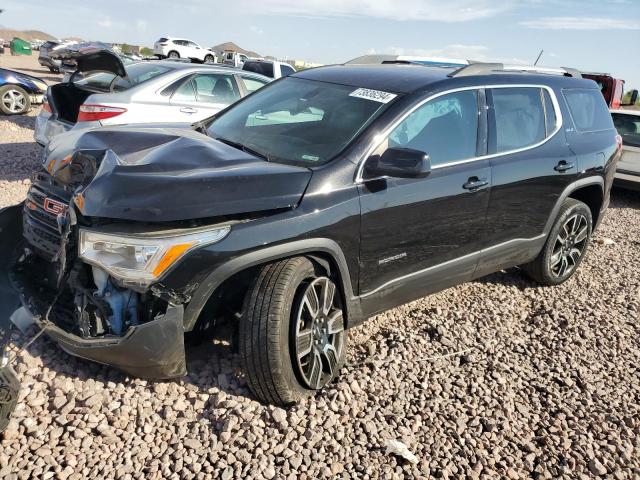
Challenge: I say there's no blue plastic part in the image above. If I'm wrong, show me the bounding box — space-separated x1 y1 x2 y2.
92 267 139 335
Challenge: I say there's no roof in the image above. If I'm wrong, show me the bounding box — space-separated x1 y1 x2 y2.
293 64 451 94
151 60 245 74
293 63 597 95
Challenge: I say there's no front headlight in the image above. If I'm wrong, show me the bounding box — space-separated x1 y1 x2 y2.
78 226 230 287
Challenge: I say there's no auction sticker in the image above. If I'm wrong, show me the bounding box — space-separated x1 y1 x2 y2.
349 88 397 104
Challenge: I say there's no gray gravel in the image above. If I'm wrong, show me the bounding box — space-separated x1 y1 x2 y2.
1 111 639 479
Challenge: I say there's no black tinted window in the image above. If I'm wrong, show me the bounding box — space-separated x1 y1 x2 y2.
564 88 614 132
388 90 479 166
243 62 274 78
281 64 296 76
491 87 545 153
158 38 168 43
612 113 640 148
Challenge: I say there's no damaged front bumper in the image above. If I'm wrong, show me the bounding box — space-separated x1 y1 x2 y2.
0 203 187 381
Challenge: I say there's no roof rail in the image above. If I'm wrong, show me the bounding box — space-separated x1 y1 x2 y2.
448 62 583 78
448 62 503 77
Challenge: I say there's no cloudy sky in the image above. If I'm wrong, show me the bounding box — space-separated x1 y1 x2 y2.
3 0 640 87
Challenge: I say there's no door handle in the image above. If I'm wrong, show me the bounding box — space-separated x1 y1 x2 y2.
180 107 198 114
554 160 575 172
463 177 489 191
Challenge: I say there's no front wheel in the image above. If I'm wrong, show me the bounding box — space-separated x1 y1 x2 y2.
522 198 592 285
240 257 348 405
0 85 31 115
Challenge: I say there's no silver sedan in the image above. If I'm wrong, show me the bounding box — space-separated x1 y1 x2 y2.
35 52 271 146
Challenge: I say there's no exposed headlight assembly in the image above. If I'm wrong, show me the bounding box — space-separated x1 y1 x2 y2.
78 226 230 287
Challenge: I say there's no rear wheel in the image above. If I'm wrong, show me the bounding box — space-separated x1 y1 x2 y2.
240 257 348 406
204 54 215 64
0 85 30 115
522 198 592 285
168 51 180 59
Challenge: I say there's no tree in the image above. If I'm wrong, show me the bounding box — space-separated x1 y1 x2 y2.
120 43 132 55
140 47 153 57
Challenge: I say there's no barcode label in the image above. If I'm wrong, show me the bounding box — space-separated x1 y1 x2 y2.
349 88 397 104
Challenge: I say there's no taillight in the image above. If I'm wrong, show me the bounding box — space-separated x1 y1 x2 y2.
42 97 52 114
77 104 127 122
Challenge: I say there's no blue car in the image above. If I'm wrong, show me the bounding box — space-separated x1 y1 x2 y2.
0 67 48 115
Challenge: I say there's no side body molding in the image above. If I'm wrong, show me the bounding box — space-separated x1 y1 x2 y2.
183 238 363 331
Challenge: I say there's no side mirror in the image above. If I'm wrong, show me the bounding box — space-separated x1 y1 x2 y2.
365 147 431 179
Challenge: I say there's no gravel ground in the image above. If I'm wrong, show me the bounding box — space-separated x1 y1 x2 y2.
0 56 639 479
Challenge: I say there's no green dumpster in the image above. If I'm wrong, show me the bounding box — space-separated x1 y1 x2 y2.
10 38 32 56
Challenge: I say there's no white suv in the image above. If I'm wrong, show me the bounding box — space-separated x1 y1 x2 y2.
153 37 216 63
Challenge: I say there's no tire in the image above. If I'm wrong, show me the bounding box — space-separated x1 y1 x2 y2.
204 54 214 64
168 51 180 59
0 85 31 115
240 257 348 406
522 198 592 286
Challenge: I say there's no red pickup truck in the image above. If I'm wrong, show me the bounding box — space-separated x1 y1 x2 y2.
582 72 625 109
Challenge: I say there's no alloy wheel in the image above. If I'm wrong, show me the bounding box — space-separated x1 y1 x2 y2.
2 89 26 113
549 213 589 278
293 277 345 389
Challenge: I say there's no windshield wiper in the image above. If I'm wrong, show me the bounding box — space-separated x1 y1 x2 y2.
215 137 271 162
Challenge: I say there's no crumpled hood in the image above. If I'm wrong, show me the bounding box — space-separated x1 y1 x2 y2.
43 126 312 222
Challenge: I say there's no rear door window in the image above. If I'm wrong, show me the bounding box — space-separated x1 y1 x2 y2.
563 88 614 132
388 89 479 166
612 113 640 148
192 74 240 104
489 87 546 153
172 79 197 102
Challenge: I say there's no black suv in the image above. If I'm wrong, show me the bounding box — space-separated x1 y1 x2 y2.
0 63 620 409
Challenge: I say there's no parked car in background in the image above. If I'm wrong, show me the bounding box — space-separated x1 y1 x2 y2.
0 67 47 115
222 51 249 68
242 59 296 79
38 41 63 72
35 45 270 145
582 72 625 109
611 109 640 190
153 37 216 63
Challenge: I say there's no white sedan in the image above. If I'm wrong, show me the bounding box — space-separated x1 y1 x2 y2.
611 109 640 190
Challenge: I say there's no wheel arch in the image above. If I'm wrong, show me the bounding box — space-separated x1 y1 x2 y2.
543 177 604 235
183 239 363 332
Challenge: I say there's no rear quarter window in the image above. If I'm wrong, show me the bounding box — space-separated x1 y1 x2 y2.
563 88 614 132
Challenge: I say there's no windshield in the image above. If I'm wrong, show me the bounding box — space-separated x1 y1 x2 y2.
207 77 396 166
75 63 173 92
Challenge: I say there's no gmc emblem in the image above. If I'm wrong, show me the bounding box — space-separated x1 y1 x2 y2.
43 198 67 216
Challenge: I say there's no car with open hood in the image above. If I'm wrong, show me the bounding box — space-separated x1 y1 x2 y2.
0 62 619 423
35 44 270 146
0 67 48 115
